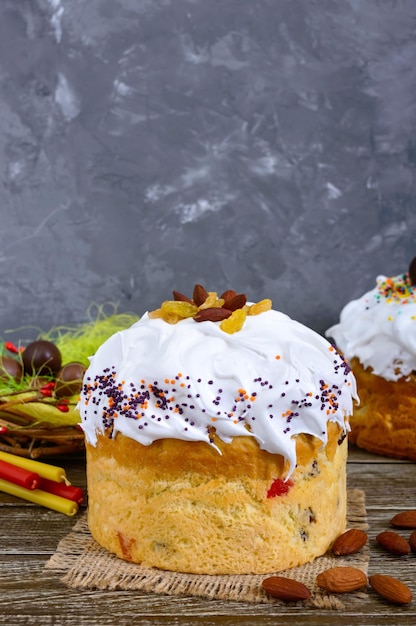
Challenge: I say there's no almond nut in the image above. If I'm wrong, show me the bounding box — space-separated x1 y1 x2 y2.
316 566 367 593
261 576 311 601
221 289 237 305
225 293 247 311
193 284 209 307
376 531 410 556
369 574 412 605
193 308 233 322
332 528 368 556
172 290 194 305
409 530 416 553
390 510 416 529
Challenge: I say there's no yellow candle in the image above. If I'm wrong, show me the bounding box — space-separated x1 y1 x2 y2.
0 451 67 483
0 478 78 516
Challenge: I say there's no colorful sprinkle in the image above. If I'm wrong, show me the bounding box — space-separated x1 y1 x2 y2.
376 273 416 304
81 344 351 443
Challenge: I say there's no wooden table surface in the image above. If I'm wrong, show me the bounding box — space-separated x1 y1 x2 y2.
1 445 415 626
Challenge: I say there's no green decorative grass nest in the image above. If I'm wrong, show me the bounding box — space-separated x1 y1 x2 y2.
0 306 139 458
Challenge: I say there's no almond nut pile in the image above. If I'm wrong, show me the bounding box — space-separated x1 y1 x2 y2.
149 284 272 334
261 509 416 605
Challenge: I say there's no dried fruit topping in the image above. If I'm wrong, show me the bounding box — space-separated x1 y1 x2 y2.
316 566 367 593
162 300 198 319
148 284 272 332
197 293 225 310
331 528 368 556
248 298 272 315
376 531 411 556
261 576 311 601
148 308 178 324
220 308 247 334
149 300 198 324
390 510 416 529
369 574 413 605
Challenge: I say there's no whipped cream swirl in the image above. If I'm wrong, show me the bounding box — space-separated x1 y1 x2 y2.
326 273 416 381
79 309 356 475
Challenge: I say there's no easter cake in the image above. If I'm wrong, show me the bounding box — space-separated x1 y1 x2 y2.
326 258 416 461
80 286 357 574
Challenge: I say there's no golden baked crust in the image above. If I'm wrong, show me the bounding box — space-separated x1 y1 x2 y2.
86 422 347 574
348 358 416 461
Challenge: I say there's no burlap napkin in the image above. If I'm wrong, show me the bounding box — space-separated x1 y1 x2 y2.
45 488 368 610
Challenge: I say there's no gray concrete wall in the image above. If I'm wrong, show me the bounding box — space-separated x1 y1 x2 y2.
1 0 415 339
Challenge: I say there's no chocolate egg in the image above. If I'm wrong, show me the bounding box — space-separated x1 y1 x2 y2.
54 362 86 398
408 257 416 286
0 356 23 383
22 340 62 376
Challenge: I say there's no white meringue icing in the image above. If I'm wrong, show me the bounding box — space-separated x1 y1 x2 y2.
79 307 357 475
326 273 416 382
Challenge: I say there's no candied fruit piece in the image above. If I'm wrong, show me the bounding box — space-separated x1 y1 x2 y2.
161 312 181 324
248 298 272 315
220 308 247 334
267 478 293 498
198 293 224 310
160 300 198 319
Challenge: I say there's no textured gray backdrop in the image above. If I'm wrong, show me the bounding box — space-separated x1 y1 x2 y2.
1 0 415 341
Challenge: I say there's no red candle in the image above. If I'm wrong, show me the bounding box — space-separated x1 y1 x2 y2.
39 478 84 504
0 460 40 490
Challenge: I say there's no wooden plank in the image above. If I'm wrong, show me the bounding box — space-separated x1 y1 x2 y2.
347 463 416 510
347 445 414 464
1 452 416 624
